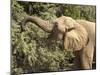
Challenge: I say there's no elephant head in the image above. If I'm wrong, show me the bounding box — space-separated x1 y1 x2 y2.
49 16 88 51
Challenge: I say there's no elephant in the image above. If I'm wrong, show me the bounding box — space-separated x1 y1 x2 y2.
21 16 96 70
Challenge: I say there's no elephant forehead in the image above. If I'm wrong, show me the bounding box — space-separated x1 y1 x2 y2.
64 18 76 28
54 18 73 28
57 16 76 29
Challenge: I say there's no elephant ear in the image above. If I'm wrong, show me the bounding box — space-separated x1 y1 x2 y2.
63 19 88 51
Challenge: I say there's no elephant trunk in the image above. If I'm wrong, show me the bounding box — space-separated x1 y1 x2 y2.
21 16 53 32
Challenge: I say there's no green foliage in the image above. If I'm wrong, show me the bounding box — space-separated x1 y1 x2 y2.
11 0 96 74
17 1 96 21
11 0 27 22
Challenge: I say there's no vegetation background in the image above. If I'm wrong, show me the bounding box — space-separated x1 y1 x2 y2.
11 0 96 74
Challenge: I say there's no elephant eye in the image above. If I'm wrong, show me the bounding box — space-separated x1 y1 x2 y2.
67 27 75 32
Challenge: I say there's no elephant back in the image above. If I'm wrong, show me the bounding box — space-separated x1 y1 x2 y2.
76 20 95 46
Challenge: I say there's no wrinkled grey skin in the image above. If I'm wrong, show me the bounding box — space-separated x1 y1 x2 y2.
21 16 96 70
